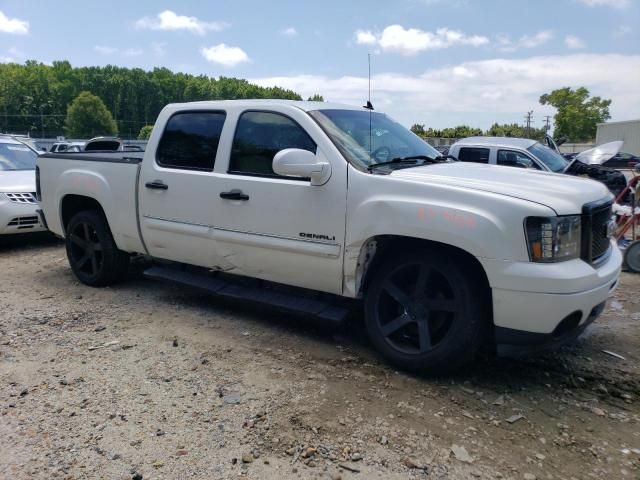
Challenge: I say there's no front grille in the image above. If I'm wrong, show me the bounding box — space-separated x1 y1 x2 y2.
4 192 37 204
7 215 39 229
581 199 613 264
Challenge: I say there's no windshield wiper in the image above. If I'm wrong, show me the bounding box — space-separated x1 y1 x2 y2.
367 155 444 172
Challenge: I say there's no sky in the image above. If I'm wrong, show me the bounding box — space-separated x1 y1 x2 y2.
0 0 639 130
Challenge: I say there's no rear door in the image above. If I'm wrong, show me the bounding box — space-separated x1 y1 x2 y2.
138 109 226 266
210 107 348 295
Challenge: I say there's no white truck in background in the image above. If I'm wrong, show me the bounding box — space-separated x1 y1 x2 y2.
449 137 629 199
36 100 621 372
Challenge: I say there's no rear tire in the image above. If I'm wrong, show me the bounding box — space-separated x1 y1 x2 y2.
65 210 129 287
364 248 489 373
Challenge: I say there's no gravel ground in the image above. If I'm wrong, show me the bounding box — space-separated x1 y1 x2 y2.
1 234 639 480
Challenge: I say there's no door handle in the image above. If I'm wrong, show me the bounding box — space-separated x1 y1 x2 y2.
219 189 249 201
145 180 168 190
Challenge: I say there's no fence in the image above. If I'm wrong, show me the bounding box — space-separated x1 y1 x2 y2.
421 138 595 154
424 138 460 148
558 143 594 154
31 138 148 152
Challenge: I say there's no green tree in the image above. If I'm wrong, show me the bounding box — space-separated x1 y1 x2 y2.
539 87 611 142
410 123 426 136
64 91 117 138
0 60 302 137
485 123 546 140
307 94 324 101
411 124 483 138
138 125 153 140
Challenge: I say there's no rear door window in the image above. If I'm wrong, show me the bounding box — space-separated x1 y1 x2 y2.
457 147 490 164
156 111 226 171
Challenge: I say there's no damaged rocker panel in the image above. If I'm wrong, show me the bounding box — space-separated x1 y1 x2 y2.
142 215 341 258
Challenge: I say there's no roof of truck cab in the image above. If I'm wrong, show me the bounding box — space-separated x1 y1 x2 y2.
0 135 24 145
165 99 367 112
455 136 538 149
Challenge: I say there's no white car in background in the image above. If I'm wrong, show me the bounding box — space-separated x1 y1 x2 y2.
50 141 84 153
0 136 45 235
448 137 628 199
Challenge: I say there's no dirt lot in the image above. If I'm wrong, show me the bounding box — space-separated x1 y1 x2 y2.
1 235 639 480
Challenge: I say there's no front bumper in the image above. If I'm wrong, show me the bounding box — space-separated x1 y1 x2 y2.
479 243 622 351
494 300 607 356
0 196 46 235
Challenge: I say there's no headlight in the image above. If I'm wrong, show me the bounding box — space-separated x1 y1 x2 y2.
525 216 581 263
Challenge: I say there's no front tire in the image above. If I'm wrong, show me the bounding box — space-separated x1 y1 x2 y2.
364 249 489 373
65 210 129 287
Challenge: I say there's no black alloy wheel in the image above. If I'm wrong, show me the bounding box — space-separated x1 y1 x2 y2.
375 262 457 355
68 221 104 278
65 210 129 286
365 249 488 373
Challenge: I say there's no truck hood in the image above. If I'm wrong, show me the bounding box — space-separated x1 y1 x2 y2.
575 141 623 165
0 169 36 192
391 162 610 215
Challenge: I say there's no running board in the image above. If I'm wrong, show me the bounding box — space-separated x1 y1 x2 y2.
143 266 350 324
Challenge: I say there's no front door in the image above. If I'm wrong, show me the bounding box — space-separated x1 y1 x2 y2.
211 108 348 295
138 110 226 266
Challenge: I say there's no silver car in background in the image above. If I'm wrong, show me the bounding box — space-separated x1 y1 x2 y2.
0 136 45 235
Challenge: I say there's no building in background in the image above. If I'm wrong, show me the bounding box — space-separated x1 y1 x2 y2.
596 119 640 155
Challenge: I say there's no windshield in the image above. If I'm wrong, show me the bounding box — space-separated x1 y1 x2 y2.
527 142 568 173
0 142 38 171
309 109 441 170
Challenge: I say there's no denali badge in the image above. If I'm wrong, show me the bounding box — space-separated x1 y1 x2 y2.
300 232 336 241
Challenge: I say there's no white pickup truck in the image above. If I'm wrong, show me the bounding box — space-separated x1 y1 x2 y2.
36 100 622 372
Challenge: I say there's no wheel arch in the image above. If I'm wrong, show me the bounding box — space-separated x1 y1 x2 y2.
355 235 492 306
60 194 109 235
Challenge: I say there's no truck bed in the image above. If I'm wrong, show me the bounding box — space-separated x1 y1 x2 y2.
39 151 144 163
37 152 146 253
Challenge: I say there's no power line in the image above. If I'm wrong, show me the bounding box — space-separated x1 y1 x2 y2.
524 111 534 138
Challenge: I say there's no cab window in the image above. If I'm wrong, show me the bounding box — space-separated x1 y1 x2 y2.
229 111 316 178
497 150 540 169
457 147 490 163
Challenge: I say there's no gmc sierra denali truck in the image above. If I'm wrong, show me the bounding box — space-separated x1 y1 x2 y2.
36 100 622 372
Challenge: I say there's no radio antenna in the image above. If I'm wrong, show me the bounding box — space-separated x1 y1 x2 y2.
368 53 371 103
364 53 374 110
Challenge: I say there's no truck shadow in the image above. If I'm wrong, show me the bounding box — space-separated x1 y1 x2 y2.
125 276 637 404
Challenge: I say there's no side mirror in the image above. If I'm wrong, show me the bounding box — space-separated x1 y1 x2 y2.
273 148 331 186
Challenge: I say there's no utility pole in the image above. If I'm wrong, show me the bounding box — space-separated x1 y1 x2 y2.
543 115 551 133
524 111 533 138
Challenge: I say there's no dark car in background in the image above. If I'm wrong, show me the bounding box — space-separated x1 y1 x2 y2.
603 152 640 169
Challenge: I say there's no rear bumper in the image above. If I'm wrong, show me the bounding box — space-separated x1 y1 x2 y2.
0 198 46 235
479 243 622 351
